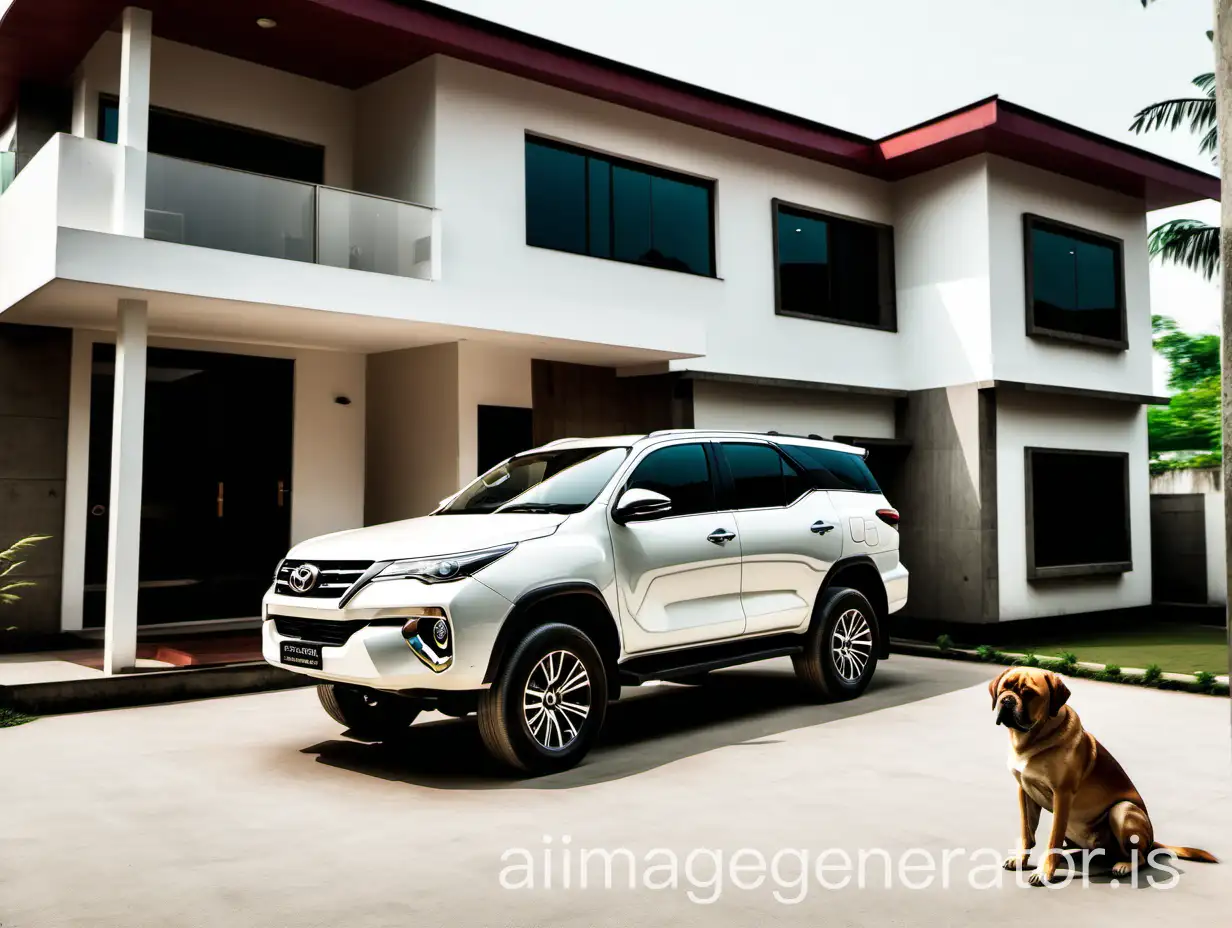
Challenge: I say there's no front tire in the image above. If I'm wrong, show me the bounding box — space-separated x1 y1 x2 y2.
317 684 421 738
478 623 608 775
792 587 879 701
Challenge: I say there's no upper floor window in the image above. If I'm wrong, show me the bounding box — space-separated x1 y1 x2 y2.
1023 214 1126 350
772 199 896 331
524 136 715 277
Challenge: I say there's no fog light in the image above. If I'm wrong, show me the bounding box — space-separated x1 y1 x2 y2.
400 607 452 672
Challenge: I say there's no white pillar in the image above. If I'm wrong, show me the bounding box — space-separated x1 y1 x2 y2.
103 300 148 674
111 7 151 236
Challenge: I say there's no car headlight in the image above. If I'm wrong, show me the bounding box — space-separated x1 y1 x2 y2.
374 544 516 584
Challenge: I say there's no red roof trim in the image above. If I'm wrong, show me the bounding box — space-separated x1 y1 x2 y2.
878 99 999 160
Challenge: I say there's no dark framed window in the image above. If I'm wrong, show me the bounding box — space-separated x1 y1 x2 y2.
772 199 895 330
717 442 809 509
1023 214 1127 349
525 136 715 277
777 443 882 494
1025 448 1132 580
98 95 325 184
625 443 716 516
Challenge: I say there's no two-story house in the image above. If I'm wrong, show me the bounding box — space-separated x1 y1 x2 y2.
0 0 1217 672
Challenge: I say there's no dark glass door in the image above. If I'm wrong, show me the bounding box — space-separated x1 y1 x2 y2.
84 345 294 625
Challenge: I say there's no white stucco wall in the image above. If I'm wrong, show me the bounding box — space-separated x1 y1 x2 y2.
430 56 899 389
365 342 461 525
986 156 1153 396
74 33 356 187
893 156 994 389
995 392 1151 621
457 341 533 481
354 57 436 205
690 380 896 439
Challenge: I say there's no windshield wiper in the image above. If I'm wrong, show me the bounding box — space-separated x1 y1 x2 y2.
496 503 579 514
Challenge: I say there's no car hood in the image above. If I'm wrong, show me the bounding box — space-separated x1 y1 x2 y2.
286 513 567 562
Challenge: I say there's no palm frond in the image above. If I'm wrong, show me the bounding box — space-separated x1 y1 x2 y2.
1130 96 1216 137
1148 219 1221 281
1200 124 1219 157
0 559 26 578
0 535 51 562
1193 72 1216 93
1 581 37 601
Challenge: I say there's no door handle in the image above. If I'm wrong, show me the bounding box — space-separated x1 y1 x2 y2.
707 528 736 545
810 521 835 536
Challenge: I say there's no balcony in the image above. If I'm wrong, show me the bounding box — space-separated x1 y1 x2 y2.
144 153 436 280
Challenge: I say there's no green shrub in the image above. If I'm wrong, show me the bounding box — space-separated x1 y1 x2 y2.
1103 664 1122 677
935 634 953 653
0 708 36 729
1020 652 1040 668
975 644 1001 663
1142 664 1164 685
1194 670 1217 692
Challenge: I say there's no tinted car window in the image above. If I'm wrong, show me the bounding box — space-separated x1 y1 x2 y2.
720 442 808 509
626 444 714 516
779 444 881 493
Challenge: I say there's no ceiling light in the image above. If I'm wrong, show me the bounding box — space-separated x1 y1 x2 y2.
256 17 278 29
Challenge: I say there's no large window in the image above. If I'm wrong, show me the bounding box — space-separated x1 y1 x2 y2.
1024 214 1127 349
1026 448 1131 579
625 443 715 516
772 200 896 330
525 137 715 277
719 442 809 509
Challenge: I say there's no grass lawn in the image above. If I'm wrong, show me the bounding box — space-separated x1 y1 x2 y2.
0 708 37 728
989 623 1228 675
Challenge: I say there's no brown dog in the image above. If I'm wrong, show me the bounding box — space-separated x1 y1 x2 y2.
990 666 1217 885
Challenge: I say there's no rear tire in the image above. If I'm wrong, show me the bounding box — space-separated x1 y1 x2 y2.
317 684 421 738
793 587 879 701
478 623 608 775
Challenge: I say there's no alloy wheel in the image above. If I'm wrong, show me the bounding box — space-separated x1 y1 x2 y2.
830 608 873 683
522 649 592 750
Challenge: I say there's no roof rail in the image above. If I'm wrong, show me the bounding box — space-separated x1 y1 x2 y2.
646 428 833 442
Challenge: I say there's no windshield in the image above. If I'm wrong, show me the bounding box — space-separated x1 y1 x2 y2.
438 447 629 515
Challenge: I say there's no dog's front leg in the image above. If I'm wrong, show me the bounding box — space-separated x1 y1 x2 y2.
1004 786 1041 871
1029 790 1072 886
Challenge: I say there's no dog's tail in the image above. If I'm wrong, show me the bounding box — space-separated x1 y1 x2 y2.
1152 843 1219 864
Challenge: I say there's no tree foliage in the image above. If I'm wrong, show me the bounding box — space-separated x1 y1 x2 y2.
1148 316 1221 456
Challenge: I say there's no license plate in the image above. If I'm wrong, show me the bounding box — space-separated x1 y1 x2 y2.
281 640 323 670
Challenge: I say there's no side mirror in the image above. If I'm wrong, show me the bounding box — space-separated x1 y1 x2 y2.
612 488 672 525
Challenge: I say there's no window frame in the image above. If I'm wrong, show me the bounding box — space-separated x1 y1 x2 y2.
616 440 722 520
771 198 897 332
524 134 718 278
714 439 811 511
1022 213 1128 351
1024 447 1132 580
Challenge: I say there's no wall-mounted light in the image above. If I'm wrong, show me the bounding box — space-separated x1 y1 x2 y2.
334 396 352 406
256 17 278 29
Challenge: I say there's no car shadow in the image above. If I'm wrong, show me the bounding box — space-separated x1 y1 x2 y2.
299 656 991 790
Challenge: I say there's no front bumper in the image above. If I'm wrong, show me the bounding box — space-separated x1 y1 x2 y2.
262 575 513 692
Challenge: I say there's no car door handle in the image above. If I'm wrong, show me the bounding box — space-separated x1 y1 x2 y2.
707 528 736 545
810 521 836 536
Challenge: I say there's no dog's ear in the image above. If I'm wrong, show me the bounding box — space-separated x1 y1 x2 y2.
989 668 1010 709
1046 672 1071 717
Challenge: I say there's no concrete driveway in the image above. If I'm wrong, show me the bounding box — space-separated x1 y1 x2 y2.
1 655 1228 926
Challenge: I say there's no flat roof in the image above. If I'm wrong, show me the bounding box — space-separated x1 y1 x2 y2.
0 0 1217 207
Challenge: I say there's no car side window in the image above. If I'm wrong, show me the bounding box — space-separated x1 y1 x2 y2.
779 443 881 493
720 442 808 510
625 443 715 516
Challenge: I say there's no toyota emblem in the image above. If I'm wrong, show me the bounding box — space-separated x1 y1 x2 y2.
288 563 320 593
433 618 449 645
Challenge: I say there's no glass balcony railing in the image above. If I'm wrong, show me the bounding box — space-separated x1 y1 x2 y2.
143 153 435 280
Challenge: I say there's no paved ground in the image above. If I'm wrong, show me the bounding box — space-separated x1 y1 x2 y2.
2 655 1229 926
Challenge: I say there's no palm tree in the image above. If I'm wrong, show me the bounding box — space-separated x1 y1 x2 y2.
1130 29 1219 280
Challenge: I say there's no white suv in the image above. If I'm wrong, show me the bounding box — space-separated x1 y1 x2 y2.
263 430 908 774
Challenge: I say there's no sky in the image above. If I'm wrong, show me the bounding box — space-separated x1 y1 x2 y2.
438 0 1221 390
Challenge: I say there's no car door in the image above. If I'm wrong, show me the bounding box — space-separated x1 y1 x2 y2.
608 441 745 653
717 441 844 634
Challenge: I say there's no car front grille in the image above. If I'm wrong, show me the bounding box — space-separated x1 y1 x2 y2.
273 615 367 647
274 559 373 599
